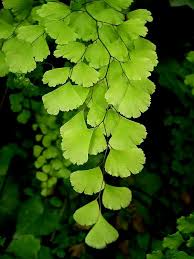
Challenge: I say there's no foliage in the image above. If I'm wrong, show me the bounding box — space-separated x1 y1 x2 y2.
157 58 194 190
0 0 158 250
0 0 194 258
147 212 194 258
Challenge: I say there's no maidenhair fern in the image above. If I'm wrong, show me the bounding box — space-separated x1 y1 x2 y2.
0 0 158 249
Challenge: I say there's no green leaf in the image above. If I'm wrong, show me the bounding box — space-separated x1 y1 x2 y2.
105 147 145 177
104 109 120 137
85 40 110 69
106 61 155 118
60 112 106 165
69 11 97 41
177 213 194 234
0 50 9 77
118 10 152 44
2 37 36 73
102 184 132 210
60 111 93 165
85 214 119 249
89 126 107 155
3 0 33 20
70 167 104 195
7 234 40 259
32 35 50 61
45 20 77 44
37 2 70 22
87 82 108 127
87 1 124 25
127 9 153 22
33 35 50 61
163 232 184 250
73 200 100 226
17 25 44 43
115 79 153 118
0 19 14 39
71 62 99 87
43 82 89 115
99 24 128 62
43 68 70 87
106 60 128 105
109 113 147 149
54 42 86 63
122 38 158 80
118 19 147 43
104 0 133 11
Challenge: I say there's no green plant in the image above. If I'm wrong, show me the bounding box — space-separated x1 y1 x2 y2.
0 0 158 249
147 212 194 258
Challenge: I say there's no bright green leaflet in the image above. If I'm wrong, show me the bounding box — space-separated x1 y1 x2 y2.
102 184 132 210
44 20 77 45
87 82 108 127
42 82 89 115
2 38 36 73
86 1 124 25
17 25 45 43
85 40 110 69
89 126 107 155
60 111 92 164
37 2 70 21
73 200 100 226
85 214 119 249
54 42 86 63
71 62 99 87
105 147 145 177
43 68 70 87
70 167 105 195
